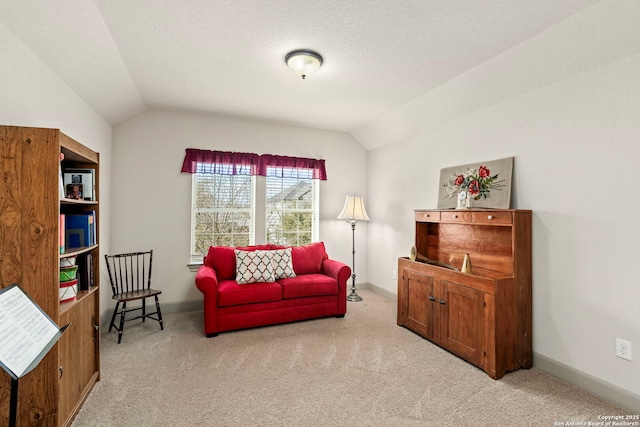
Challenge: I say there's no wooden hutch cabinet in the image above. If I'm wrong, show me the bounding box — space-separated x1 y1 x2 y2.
0 126 100 426
397 209 531 379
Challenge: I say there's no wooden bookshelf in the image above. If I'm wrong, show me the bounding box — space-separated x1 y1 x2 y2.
0 125 100 426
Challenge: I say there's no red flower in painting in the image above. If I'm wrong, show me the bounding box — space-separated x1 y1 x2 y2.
468 180 480 195
445 163 504 202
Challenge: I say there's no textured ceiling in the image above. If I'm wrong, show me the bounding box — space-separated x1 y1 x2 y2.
0 0 601 147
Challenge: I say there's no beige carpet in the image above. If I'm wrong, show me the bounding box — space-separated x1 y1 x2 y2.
72 290 628 427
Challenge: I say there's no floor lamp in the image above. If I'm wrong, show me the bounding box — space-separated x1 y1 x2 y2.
337 195 370 302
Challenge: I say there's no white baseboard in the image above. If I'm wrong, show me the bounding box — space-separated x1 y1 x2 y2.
357 282 397 301
362 285 639 414
533 353 640 414
99 299 201 330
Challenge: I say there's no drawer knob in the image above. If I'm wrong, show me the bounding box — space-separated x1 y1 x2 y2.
487 215 493 220
452 214 457 219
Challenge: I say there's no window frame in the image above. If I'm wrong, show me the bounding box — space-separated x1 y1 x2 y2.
189 168 256 264
183 150 326 266
265 171 320 246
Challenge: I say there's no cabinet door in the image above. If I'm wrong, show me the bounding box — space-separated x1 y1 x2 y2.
58 292 98 426
439 280 484 365
399 270 437 340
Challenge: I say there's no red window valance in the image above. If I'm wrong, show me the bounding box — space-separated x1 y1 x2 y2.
180 149 259 175
181 149 327 180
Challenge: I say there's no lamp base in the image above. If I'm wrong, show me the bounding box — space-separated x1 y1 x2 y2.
347 290 363 302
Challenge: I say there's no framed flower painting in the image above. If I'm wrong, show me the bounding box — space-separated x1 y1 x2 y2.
437 157 513 209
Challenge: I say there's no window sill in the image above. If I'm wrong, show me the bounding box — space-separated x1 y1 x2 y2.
188 262 202 272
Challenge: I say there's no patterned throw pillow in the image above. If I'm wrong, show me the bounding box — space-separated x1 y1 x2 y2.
271 248 296 279
235 250 276 284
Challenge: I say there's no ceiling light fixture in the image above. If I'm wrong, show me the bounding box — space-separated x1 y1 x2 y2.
285 49 323 79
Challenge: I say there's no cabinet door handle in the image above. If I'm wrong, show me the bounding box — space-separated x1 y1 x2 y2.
59 366 64 379
428 296 436 301
439 300 446 305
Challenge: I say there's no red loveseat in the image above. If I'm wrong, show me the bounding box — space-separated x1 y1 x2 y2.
195 242 351 337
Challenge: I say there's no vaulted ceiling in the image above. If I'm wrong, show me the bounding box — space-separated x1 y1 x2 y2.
1 0 600 147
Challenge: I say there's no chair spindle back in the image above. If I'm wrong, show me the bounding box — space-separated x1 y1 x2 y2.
105 251 153 296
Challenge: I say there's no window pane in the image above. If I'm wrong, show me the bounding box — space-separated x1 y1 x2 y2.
265 167 318 246
299 232 312 245
191 168 254 259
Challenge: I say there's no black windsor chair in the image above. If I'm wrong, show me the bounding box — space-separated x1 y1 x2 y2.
104 250 163 343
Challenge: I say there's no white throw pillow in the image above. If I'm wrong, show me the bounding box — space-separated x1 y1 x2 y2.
235 250 276 284
271 248 296 279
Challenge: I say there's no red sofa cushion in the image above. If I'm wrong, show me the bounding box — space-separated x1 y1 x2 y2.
217 279 283 307
204 246 236 280
278 273 338 299
290 242 328 275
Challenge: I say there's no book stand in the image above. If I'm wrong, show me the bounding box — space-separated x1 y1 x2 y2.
0 284 68 427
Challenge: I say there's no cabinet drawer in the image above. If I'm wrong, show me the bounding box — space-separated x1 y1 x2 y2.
472 211 512 225
441 211 471 223
415 211 440 222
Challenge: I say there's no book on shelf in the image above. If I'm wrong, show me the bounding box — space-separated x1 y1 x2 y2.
63 168 95 201
88 210 96 245
59 214 65 254
88 253 94 289
65 212 96 249
77 253 94 291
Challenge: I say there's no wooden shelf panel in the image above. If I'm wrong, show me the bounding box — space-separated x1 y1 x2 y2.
60 244 98 258
59 286 99 315
60 133 98 163
60 198 98 205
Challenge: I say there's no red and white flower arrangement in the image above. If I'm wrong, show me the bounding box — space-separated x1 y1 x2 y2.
444 164 505 202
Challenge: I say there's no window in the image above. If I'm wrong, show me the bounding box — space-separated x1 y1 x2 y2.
191 169 255 257
266 167 319 246
182 149 326 263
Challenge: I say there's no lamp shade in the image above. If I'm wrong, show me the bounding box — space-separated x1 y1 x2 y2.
285 50 323 79
337 195 370 222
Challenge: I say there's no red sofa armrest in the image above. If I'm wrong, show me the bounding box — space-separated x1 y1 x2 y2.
195 264 219 336
321 258 351 314
196 264 218 294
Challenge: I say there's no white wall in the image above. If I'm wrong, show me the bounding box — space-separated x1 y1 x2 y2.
364 0 639 407
111 110 368 308
0 22 113 315
3 0 637 410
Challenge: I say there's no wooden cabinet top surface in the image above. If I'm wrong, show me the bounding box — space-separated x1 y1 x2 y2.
415 209 530 225
415 208 531 212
